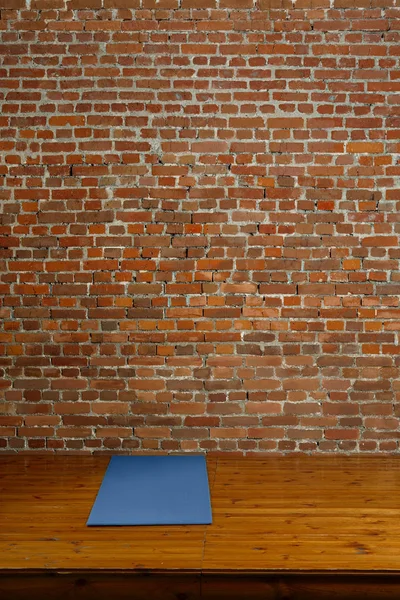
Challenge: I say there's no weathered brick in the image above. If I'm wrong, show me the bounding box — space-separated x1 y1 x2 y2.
0 2 398 456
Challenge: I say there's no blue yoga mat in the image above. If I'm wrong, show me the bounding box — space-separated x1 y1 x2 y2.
87 455 212 526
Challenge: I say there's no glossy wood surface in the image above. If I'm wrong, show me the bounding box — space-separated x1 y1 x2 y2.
203 456 400 572
0 455 216 572
1 455 400 584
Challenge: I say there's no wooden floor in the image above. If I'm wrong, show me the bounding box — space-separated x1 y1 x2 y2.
2 455 400 599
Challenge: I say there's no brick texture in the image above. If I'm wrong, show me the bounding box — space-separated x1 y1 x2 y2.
1 0 400 454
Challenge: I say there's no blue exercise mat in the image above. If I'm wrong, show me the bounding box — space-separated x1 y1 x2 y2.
87 455 212 526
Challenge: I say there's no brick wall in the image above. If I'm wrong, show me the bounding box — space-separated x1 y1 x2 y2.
1 0 400 454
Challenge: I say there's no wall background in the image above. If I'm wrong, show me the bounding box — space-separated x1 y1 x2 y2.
1 0 400 454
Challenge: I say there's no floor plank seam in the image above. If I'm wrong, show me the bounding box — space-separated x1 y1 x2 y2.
201 457 219 583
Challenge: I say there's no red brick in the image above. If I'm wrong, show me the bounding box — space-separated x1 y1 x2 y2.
258 0 291 7
69 0 101 7
347 142 384 153
0 0 26 6
362 236 398 247
0 3 397 456
222 0 253 5
182 0 216 5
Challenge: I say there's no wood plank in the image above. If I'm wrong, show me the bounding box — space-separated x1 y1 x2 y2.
3 453 400 600
202 574 400 600
202 456 400 572
0 573 201 600
0 456 216 572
